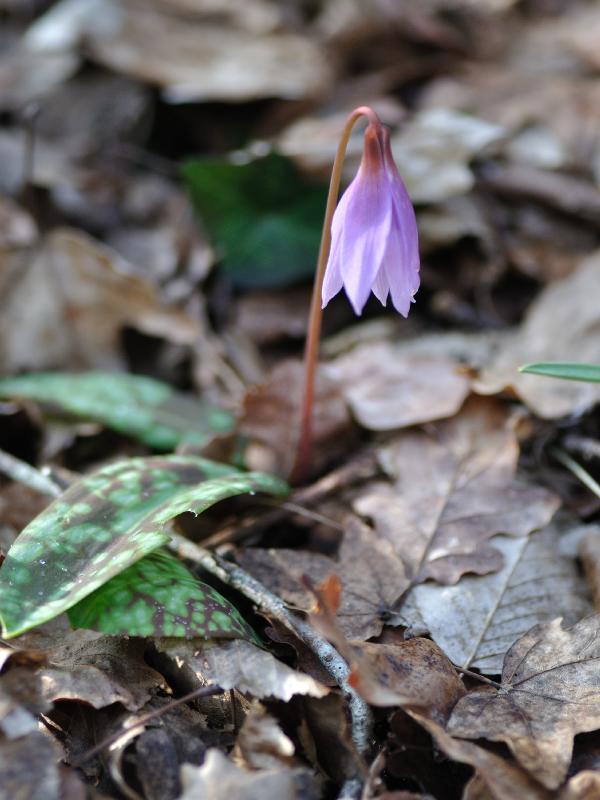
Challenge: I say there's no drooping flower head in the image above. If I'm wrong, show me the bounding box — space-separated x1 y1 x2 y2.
321 121 420 316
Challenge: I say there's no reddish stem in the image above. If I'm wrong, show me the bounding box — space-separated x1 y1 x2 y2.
290 106 382 485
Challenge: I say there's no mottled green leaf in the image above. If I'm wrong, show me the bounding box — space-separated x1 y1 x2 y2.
0 456 287 638
519 362 600 383
183 152 326 288
0 372 234 450
68 549 259 642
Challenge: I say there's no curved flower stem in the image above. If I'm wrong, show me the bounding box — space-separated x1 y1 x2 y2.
290 106 382 485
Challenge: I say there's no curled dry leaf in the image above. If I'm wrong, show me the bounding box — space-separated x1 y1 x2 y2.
177 748 317 800
409 515 592 673
0 228 200 372
348 637 465 724
240 360 352 478
239 516 409 641
354 397 559 585
38 632 165 711
412 713 552 800
155 638 328 702
233 701 297 771
324 340 472 431
447 615 600 789
475 250 600 418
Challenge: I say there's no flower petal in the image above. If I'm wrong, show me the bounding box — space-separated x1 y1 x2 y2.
335 172 392 314
321 242 344 308
381 198 420 317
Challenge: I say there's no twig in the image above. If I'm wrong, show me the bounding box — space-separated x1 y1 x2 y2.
168 532 374 768
201 450 376 549
70 684 224 767
0 447 62 498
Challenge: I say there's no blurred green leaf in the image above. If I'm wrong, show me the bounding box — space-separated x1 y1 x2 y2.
519 362 600 383
0 372 234 450
68 549 260 642
183 152 326 288
0 455 288 638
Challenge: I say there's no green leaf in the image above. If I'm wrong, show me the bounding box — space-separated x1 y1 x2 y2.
519 362 600 383
183 152 326 288
68 549 259 642
0 372 235 450
0 456 288 638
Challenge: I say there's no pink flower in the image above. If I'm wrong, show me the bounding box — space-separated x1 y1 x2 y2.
321 124 420 316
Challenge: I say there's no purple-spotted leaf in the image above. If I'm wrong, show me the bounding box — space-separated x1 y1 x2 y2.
0 456 287 638
0 372 235 450
68 550 259 642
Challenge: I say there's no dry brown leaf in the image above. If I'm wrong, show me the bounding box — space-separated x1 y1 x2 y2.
447 615 600 789
0 228 200 372
28 0 331 103
240 360 352 478
233 701 297 771
475 251 600 418
39 632 166 711
409 514 592 673
155 638 329 701
412 714 552 800
324 340 472 431
0 731 64 800
348 637 465 724
354 397 559 585
238 516 408 641
177 748 317 800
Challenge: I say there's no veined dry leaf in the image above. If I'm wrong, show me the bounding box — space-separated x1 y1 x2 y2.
155 638 328 701
475 251 600 418
409 516 592 673
177 748 316 800
354 397 559 586
0 228 200 372
239 516 408 641
38 632 165 711
447 615 600 789
348 638 465 724
324 340 472 431
412 714 552 800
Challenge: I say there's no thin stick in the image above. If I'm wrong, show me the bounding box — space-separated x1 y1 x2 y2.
0 447 62 498
70 684 224 766
551 446 600 500
290 106 382 485
167 532 373 766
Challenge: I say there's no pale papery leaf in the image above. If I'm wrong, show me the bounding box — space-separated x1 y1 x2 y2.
154 638 329 701
353 397 559 586
408 515 592 673
475 251 600 418
447 615 600 789
238 516 408 641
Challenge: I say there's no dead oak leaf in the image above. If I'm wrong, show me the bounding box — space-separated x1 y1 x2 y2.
353 397 559 586
447 615 600 789
474 250 600 418
0 228 200 372
238 516 409 641
348 638 465 725
324 340 472 432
